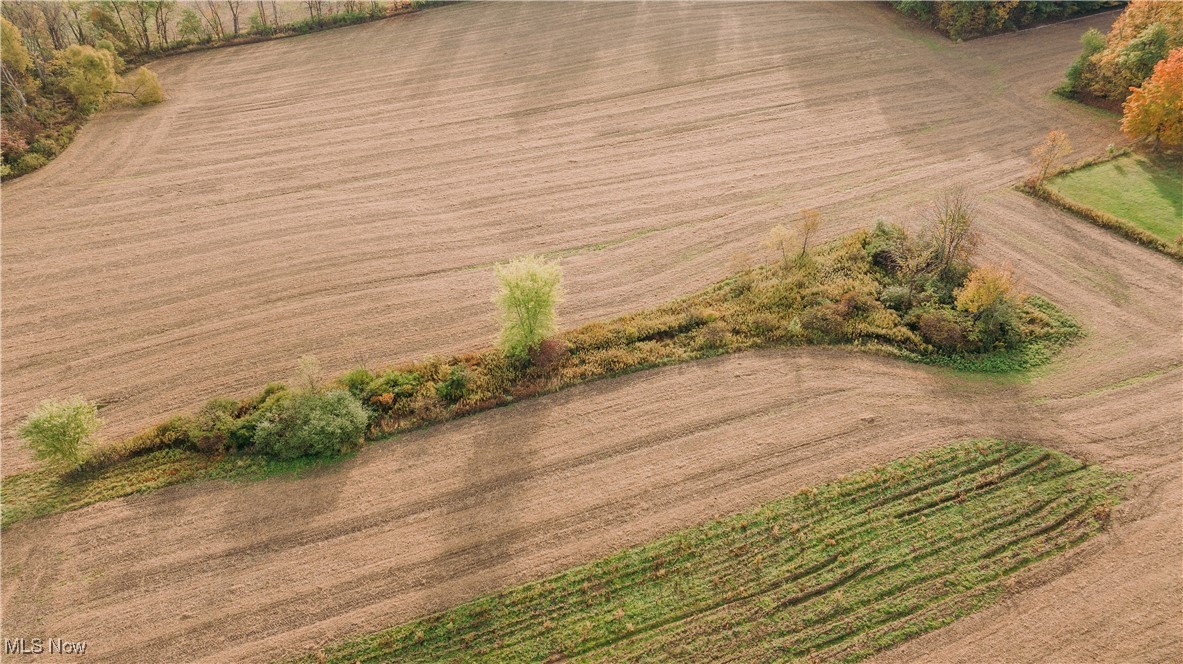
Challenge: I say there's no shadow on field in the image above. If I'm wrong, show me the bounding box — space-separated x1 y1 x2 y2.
217 465 347 551
431 400 545 602
1146 156 1183 219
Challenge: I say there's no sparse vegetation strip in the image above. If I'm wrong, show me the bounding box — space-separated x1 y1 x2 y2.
3 209 1082 526
291 440 1125 663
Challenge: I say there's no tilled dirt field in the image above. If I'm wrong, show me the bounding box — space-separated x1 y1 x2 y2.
1 2 1127 471
2 2 1180 663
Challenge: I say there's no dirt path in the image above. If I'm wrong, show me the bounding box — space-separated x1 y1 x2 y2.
2 3 1180 663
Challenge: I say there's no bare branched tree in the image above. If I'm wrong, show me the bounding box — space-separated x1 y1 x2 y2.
926 188 979 281
225 0 242 36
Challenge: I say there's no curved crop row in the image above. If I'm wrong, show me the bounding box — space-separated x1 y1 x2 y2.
297 440 1124 663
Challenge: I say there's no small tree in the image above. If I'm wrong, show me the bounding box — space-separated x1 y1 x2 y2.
796 208 822 257
1060 28 1106 95
19 397 102 472
494 255 563 359
927 188 978 282
956 264 1023 349
896 235 937 309
1122 47 1183 149
955 264 1019 318
118 66 164 105
1116 23 1173 86
1029 130 1073 187
1 17 34 111
296 354 323 393
52 44 119 113
178 8 207 40
763 224 794 270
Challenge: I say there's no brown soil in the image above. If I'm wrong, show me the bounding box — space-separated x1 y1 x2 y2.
2 3 1178 663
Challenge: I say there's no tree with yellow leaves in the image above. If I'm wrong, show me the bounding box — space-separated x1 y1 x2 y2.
956 263 1024 350
1029 130 1072 188
955 264 1019 317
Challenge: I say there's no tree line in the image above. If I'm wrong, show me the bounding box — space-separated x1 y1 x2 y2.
1058 0 1182 150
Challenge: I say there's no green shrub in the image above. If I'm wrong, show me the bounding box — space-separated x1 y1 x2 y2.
1060 28 1107 94
242 382 288 410
15 152 47 174
878 285 913 311
29 138 59 158
338 367 375 400
90 415 193 467
971 300 1023 350
494 255 563 359
18 397 102 472
188 398 241 454
866 221 908 272
252 389 368 459
367 370 421 399
435 365 471 403
799 304 847 340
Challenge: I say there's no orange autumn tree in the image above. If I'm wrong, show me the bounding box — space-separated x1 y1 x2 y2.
1085 0 1183 100
1122 47 1183 149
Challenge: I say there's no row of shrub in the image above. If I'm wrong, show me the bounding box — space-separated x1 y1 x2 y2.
893 1 1118 41
20 197 1081 478
1022 177 1183 261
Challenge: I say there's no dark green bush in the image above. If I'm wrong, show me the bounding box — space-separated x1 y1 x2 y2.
188 398 240 454
338 367 375 400
435 366 471 403
971 300 1023 350
866 221 908 273
252 389 368 460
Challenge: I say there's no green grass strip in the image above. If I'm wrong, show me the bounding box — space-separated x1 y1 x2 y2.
1046 154 1182 245
292 440 1124 664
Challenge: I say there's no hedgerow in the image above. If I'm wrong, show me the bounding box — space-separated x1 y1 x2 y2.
22 223 1078 476
7 200 1086 523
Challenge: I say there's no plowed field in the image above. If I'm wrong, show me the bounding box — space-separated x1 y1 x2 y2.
2 3 1178 663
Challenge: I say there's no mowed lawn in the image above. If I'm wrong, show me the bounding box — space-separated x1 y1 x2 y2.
298 441 1123 663
1047 155 1183 243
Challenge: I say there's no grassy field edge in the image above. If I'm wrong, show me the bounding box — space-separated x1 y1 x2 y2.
289 439 1126 663
1020 150 1183 261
